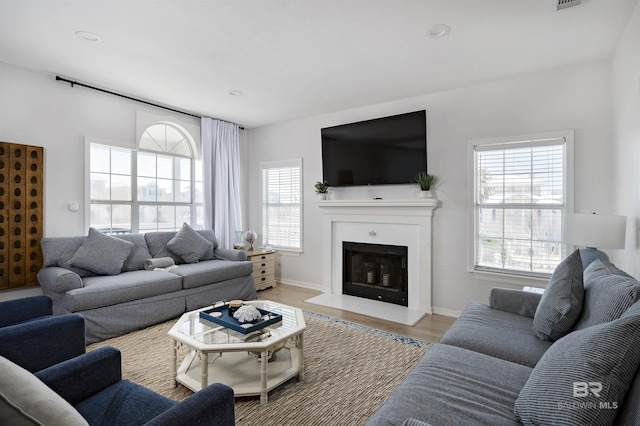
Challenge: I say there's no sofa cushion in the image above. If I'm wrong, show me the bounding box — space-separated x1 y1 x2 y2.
167 223 214 264
366 343 529 426
171 260 254 289
64 271 183 312
616 301 640 425
0 355 89 426
41 236 96 278
114 234 153 272
532 249 584 341
145 229 216 265
573 260 640 331
438 302 552 367
69 228 134 276
75 380 176 425
514 312 640 426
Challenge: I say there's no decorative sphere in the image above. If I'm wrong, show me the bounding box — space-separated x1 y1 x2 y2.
244 230 257 244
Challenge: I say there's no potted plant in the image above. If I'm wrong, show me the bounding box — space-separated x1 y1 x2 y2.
414 172 438 198
315 181 329 200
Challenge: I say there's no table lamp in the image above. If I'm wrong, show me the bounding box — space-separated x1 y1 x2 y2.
563 213 627 269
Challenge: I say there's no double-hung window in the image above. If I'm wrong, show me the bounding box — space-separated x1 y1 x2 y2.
88 123 203 234
261 159 302 252
471 131 573 278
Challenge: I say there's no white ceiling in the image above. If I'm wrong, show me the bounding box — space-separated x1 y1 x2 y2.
0 0 636 128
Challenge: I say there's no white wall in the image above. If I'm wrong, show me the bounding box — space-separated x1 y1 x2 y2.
245 61 614 315
0 53 622 312
611 0 640 276
0 63 200 238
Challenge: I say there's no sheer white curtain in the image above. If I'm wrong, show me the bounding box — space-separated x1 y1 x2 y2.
201 118 243 248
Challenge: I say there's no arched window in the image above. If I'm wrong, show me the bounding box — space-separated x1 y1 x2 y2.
88 122 203 234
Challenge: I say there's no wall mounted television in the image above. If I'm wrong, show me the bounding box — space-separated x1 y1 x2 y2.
321 110 427 187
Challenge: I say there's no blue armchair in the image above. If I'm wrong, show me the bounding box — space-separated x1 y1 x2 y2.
0 296 235 425
35 347 235 425
0 295 86 372
0 294 52 327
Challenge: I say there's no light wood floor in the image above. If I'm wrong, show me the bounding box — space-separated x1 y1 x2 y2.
257 284 456 343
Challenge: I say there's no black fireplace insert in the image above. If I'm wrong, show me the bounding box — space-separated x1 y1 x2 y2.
343 241 408 306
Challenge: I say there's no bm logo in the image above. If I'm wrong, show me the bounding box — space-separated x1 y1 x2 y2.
573 382 602 398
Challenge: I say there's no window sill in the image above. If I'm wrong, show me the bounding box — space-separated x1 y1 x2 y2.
470 269 549 289
268 248 302 257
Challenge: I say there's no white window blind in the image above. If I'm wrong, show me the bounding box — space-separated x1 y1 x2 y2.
261 160 302 251
473 134 571 277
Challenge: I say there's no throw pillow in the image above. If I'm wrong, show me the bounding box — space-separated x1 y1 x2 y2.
69 228 134 276
167 223 214 264
573 260 640 331
514 313 640 426
0 355 89 426
532 249 584 341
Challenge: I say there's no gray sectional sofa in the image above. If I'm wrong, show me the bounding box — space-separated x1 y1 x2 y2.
37 226 256 344
367 251 640 426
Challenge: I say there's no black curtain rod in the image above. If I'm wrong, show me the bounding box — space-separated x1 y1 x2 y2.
55 75 244 129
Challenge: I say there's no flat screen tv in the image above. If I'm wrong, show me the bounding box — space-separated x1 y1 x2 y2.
321 110 426 187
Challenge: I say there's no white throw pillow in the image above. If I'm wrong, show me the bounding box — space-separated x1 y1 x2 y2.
0 355 88 426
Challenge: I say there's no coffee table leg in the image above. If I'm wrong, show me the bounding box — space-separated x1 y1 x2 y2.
199 352 209 391
297 333 305 380
169 339 178 387
260 350 268 403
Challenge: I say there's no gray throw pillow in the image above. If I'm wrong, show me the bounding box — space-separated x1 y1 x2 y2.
532 249 584 341
573 260 640 330
167 223 213 264
115 233 153 272
69 228 134 275
0 355 89 426
515 313 640 426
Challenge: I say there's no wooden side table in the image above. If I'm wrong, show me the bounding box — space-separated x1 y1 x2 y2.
244 248 277 291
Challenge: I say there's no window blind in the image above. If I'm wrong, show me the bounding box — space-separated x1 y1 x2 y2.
474 137 566 276
262 161 302 250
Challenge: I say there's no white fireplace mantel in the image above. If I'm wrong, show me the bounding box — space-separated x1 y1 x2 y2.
307 198 439 325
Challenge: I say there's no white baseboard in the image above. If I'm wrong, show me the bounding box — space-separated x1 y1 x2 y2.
275 278 322 291
431 306 461 318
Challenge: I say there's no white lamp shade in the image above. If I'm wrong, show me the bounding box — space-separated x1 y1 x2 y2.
563 213 627 249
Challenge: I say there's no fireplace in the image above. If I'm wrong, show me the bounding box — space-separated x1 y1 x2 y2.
343 242 408 306
309 198 438 325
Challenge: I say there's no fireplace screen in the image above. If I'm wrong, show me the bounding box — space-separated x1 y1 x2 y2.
343 241 408 306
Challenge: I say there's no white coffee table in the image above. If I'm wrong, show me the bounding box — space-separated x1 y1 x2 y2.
168 300 305 403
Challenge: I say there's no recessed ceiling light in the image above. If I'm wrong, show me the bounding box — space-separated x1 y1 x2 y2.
427 24 451 38
228 90 243 97
75 31 102 43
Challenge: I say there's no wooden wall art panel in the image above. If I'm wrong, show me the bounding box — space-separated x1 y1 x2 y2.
0 142 43 290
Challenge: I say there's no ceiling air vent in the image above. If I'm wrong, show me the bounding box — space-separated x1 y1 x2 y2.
556 0 582 10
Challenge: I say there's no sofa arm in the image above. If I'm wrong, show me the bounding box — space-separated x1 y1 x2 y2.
489 287 542 318
37 267 83 293
214 248 247 261
0 295 52 327
35 346 122 405
0 314 86 373
144 383 235 426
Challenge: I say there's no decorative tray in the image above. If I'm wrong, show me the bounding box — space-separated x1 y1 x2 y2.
199 305 283 334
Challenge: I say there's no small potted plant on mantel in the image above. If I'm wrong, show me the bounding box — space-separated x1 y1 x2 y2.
315 181 329 200
414 172 438 198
